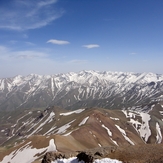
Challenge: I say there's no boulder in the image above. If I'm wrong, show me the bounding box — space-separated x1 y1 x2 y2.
41 152 65 163
77 151 94 163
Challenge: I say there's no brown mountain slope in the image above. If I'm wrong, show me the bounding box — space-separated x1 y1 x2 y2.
0 104 163 162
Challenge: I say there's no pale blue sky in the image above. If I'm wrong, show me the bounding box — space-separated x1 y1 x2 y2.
0 0 163 77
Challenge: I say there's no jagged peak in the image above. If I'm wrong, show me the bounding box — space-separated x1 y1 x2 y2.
1 70 163 80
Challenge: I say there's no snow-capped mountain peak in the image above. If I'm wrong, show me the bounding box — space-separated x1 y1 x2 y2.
0 70 163 111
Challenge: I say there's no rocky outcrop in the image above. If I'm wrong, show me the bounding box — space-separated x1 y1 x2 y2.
41 146 117 163
41 152 66 163
76 152 93 163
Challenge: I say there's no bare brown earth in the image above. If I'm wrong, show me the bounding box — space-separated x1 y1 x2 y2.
108 144 163 163
1 106 163 163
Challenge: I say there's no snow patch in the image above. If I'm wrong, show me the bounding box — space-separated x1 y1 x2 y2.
1 139 57 163
110 138 118 146
156 122 162 144
115 125 135 145
94 158 122 163
159 111 163 115
98 143 102 147
102 124 112 136
60 109 85 116
48 111 55 123
56 120 76 134
47 139 57 152
139 113 151 142
79 116 89 126
63 131 73 136
28 112 55 137
1 143 47 163
110 117 119 120
122 110 151 142
51 157 122 163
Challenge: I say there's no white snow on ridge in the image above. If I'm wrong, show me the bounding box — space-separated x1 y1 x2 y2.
156 122 162 144
122 110 137 119
63 131 73 136
27 112 55 137
56 120 76 134
102 124 112 136
129 119 141 131
159 111 163 115
110 138 119 146
1 71 163 115
98 143 102 147
139 113 151 142
122 110 151 143
115 125 135 145
44 126 57 136
110 117 119 120
0 79 5 91
79 116 89 126
51 157 122 163
101 124 119 146
60 109 85 116
48 111 55 123
47 139 57 152
1 139 56 163
94 158 122 163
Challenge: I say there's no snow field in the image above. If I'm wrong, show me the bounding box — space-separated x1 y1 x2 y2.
101 124 119 146
60 109 85 116
51 157 122 163
1 139 56 163
156 122 162 143
79 116 89 126
115 125 135 145
56 120 76 134
27 111 55 137
122 110 151 142
139 113 151 142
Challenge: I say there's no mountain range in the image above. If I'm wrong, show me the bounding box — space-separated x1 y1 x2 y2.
0 70 163 112
1 70 163 163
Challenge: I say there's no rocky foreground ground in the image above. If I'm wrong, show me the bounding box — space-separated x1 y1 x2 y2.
36 144 163 163
108 144 163 163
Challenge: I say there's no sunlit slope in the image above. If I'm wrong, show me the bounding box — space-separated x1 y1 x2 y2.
1 103 163 162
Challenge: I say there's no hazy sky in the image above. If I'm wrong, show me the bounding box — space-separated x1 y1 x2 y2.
0 0 163 77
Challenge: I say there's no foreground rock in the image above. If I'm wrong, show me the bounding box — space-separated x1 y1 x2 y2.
41 144 163 163
109 144 163 163
42 152 66 163
76 152 94 163
41 146 117 163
